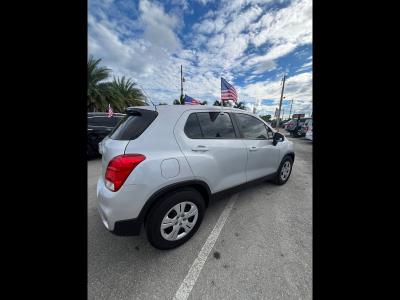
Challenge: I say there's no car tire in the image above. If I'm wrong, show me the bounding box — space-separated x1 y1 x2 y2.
145 188 205 250
274 155 293 185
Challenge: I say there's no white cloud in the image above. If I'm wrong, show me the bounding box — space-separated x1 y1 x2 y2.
196 0 213 5
240 72 312 109
138 0 181 51
88 0 312 105
249 0 312 47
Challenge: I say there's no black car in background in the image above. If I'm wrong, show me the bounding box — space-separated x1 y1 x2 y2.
87 112 125 158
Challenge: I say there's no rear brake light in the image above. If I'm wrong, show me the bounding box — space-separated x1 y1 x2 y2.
105 154 146 192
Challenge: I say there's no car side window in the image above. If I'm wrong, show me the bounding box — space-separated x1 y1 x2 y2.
196 112 236 139
235 113 269 139
184 113 203 138
88 117 103 126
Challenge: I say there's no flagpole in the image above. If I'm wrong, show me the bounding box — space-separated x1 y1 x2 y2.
180 65 183 104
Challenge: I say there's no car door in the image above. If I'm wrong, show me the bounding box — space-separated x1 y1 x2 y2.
174 110 247 193
233 113 281 181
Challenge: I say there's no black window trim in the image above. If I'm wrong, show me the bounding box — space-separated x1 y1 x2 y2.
184 111 240 140
231 113 273 140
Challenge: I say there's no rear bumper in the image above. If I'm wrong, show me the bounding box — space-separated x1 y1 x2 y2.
112 218 141 235
96 177 149 234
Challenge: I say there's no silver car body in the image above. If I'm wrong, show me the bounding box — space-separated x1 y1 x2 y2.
97 105 294 231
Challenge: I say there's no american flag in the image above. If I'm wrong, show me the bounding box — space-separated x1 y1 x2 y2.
107 104 113 118
184 95 202 105
221 77 237 103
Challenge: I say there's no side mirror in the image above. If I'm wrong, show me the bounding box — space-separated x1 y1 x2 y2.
272 132 284 146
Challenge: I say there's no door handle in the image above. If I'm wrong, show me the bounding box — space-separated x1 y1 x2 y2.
192 145 209 152
249 146 258 151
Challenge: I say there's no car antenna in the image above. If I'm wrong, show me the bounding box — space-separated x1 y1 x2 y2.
137 83 157 112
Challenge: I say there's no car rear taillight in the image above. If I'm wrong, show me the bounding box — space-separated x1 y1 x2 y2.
105 154 146 192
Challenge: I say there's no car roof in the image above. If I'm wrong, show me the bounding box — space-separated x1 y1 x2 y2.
126 105 256 115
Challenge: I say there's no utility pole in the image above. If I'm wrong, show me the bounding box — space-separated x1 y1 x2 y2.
276 74 286 131
289 99 293 119
180 65 184 104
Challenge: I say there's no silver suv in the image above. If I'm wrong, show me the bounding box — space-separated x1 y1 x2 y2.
97 105 295 249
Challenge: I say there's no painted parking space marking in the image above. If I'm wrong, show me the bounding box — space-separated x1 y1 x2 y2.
173 193 238 300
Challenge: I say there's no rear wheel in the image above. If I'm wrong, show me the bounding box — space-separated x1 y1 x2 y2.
145 188 205 250
274 156 293 185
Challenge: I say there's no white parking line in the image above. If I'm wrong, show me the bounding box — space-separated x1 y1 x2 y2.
173 193 238 300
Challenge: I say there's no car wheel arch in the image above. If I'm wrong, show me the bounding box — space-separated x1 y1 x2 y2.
140 180 211 226
285 152 295 162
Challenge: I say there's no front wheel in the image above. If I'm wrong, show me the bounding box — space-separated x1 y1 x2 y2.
145 188 205 250
274 156 293 185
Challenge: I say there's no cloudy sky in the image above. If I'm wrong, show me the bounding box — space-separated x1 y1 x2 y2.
88 0 312 117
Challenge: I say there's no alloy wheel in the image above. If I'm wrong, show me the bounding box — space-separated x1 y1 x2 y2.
160 201 199 241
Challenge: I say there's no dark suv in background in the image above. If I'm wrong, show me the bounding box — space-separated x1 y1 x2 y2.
88 112 125 158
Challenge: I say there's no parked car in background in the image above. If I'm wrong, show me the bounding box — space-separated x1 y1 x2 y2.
88 112 125 158
286 117 311 137
97 105 295 249
284 119 295 130
305 119 313 141
270 119 288 128
300 118 313 137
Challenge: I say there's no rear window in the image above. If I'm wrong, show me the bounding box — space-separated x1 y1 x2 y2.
109 109 158 140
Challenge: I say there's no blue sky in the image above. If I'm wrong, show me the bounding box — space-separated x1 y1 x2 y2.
88 0 312 117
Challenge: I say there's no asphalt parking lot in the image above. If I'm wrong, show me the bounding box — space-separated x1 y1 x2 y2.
88 132 312 300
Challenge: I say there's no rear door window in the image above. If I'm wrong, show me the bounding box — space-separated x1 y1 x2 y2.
196 112 236 138
184 113 203 138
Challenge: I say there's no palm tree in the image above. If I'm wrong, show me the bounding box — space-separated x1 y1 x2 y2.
88 56 111 111
213 100 231 107
234 102 245 110
107 76 146 112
